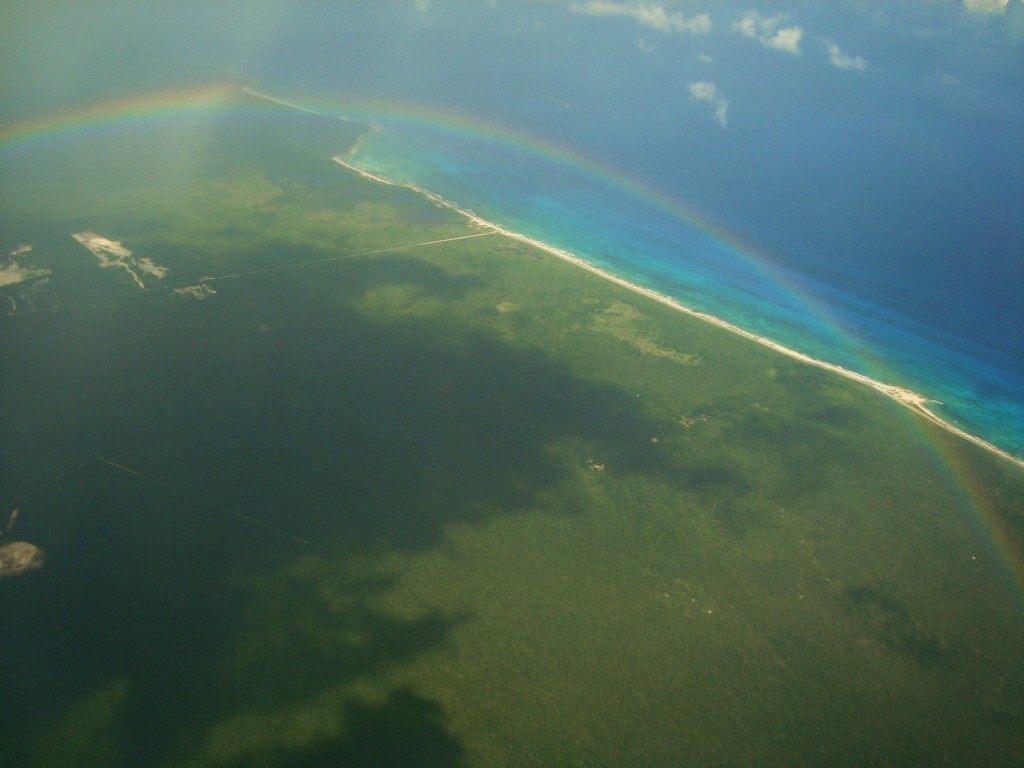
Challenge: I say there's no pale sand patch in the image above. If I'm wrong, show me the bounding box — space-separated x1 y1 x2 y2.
138 257 169 280
0 262 50 288
73 231 132 259
496 301 517 313
1 243 50 288
172 284 218 301
72 231 168 290
0 541 46 577
330 155 1023 469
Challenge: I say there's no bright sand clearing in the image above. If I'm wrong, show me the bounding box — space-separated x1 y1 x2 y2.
72 231 168 290
332 156 1024 470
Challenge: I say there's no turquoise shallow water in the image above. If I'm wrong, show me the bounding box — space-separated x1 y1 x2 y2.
336 118 1024 459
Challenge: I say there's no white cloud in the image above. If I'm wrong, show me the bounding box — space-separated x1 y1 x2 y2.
826 42 866 71
732 14 758 39
414 0 431 11
688 80 729 126
731 11 802 55
637 37 656 53
767 26 802 55
697 53 712 64
570 2 712 34
962 0 1009 14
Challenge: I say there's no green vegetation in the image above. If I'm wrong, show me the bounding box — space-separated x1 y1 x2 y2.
1 97 1022 767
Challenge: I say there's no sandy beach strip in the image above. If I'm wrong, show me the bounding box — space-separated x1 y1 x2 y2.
331 156 1023 469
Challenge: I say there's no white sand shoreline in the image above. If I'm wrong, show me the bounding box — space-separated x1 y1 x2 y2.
331 155 1024 470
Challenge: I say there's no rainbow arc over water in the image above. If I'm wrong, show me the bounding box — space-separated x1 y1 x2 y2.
2 80 1021 603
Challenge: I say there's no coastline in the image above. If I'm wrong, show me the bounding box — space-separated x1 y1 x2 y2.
332 155 1024 470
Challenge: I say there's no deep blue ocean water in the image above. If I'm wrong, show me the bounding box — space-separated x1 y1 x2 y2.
329 115 1024 459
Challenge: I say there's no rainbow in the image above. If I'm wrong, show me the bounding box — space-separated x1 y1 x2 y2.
246 86 901 378
2 80 1021 602
0 81 241 152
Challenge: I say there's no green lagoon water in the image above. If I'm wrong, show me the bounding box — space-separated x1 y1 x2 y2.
2 93 1023 767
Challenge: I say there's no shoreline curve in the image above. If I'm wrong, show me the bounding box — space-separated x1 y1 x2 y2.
238 84 1021 469
330 154 1024 470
